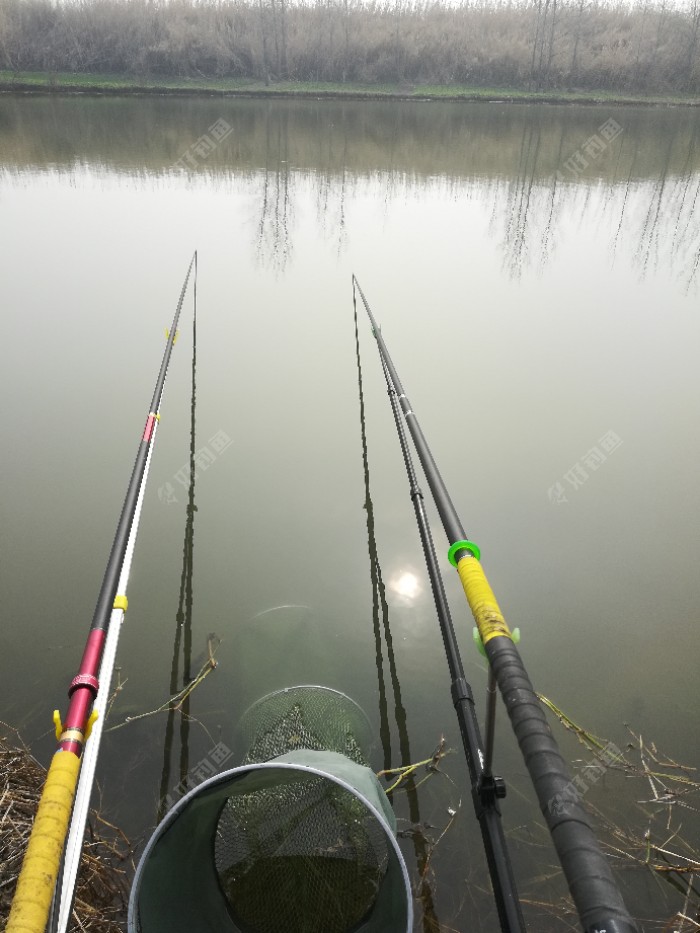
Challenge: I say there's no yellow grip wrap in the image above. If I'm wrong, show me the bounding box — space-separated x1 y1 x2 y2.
113 594 128 612
456 556 512 644
6 751 81 933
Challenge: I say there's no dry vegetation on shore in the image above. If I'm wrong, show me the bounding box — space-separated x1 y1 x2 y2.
1 0 700 95
0 724 130 933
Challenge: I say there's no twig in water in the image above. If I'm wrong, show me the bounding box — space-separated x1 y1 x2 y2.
106 641 219 732
377 735 450 794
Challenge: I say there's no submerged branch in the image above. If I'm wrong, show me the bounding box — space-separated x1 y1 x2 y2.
106 637 220 732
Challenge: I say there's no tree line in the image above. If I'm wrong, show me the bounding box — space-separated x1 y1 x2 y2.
1 0 700 94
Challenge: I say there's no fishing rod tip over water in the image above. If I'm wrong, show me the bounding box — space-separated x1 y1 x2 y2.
6 257 199 933
353 280 640 933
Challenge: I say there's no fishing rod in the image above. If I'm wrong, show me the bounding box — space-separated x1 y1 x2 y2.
8 254 197 933
49 253 199 933
50 430 158 933
352 276 639 933
353 280 524 931
352 289 441 926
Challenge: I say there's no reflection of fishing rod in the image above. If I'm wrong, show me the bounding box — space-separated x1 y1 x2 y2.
159 254 199 823
352 278 523 930
352 289 441 926
8 255 196 933
352 276 638 933
352 283 393 772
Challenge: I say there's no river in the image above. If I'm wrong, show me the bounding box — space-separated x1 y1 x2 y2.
1 95 699 930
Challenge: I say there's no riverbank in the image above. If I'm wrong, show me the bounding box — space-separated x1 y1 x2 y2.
0 723 129 932
1 71 699 106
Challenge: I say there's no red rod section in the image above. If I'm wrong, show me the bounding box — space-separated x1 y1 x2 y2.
57 254 195 759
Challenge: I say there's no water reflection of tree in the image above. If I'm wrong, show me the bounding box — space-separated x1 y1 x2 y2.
501 121 543 276
255 103 293 272
611 128 638 260
635 118 678 277
485 109 700 288
9 97 699 287
608 117 700 290
254 104 355 268
491 115 569 278
316 165 348 257
315 128 350 258
652 116 700 289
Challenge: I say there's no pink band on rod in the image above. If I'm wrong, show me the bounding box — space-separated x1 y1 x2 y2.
143 413 157 442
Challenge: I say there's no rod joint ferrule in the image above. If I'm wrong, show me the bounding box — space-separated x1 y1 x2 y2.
69 673 99 698
448 539 481 566
451 676 473 706
59 728 85 745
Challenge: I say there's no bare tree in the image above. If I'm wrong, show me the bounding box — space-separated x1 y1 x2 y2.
3 0 700 94
685 0 700 89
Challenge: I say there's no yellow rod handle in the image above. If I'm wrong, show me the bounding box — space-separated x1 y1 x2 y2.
456 555 512 645
6 750 81 933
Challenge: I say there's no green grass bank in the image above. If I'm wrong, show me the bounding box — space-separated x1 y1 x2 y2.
2 71 699 106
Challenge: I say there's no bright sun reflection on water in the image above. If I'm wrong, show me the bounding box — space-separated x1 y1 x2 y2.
390 570 421 604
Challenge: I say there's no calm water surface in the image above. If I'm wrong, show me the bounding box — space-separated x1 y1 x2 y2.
1 97 699 930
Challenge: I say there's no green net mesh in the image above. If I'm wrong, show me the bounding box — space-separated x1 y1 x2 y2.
213 687 388 933
237 685 373 766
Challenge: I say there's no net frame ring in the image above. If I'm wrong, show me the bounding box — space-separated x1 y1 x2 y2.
128 758 413 933
236 684 376 762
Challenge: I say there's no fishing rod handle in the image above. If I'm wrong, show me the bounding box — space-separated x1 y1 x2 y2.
6 752 80 933
489 637 638 932
457 555 638 932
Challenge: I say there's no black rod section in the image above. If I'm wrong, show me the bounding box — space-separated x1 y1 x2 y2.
352 275 639 933
369 324 526 931
352 279 467 551
89 254 195 635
